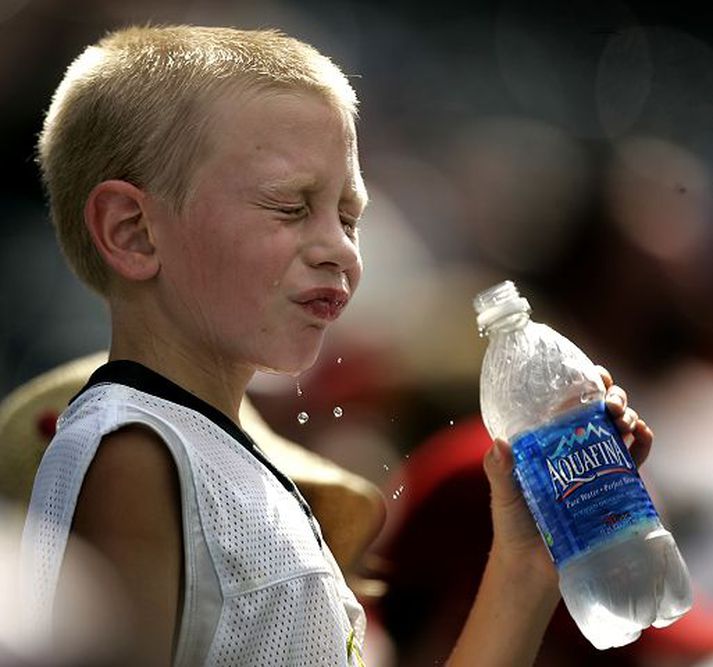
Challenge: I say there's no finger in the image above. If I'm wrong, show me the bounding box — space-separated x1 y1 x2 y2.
605 385 628 418
596 365 614 390
614 407 639 433
629 419 653 468
483 439 520 504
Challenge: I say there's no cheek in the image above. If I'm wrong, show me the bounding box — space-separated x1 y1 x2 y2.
165 212 289 317
201 237 284 317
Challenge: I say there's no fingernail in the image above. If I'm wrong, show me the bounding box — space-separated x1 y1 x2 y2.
491 440 503 463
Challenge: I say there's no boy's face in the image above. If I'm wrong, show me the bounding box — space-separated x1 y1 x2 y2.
148 89 366 376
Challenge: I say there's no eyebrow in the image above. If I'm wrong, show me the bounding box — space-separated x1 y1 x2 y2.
258 176 318 198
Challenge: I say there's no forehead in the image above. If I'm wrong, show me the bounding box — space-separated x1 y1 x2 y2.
208 86 356 163
199 86 366 205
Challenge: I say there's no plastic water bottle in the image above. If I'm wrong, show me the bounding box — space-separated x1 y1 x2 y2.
473 280 693 650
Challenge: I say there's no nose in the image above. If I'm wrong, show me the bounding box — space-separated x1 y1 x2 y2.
302 213 362 278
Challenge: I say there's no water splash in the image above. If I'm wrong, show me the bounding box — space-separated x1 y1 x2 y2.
297 411 309 425
333 406 343 418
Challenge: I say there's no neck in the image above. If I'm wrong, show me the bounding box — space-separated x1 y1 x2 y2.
109 303 254 426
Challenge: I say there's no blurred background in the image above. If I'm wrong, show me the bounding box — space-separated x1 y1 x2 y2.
2 0 713 665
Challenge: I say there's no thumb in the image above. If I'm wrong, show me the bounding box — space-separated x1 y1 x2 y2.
483 439 520 504
483 438 548 559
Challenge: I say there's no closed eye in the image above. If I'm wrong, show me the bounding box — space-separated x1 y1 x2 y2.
275 205 308 218
340 215 359 239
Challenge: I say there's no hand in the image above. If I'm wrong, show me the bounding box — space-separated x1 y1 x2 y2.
483 438 558 586
597 365 653 468
483 366 654 584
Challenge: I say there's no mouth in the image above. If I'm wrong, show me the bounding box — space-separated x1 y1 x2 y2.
293 287 349 322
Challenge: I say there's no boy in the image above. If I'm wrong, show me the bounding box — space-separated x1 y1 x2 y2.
20 24 652 666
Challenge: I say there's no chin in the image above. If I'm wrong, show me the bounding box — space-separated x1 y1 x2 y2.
255 347 322 377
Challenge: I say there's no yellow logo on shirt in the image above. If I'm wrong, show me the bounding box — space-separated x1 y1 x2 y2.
346 628 366 666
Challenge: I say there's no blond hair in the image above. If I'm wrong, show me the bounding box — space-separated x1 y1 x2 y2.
38 25 358 295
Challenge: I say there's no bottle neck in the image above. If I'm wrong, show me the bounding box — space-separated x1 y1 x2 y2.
482 310 531 336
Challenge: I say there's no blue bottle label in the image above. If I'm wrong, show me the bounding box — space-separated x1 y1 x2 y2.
511 401 659 567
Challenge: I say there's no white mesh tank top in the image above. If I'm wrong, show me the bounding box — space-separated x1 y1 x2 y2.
21 361 366 665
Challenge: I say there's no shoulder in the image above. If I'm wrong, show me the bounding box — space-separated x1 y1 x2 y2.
73 424 182 546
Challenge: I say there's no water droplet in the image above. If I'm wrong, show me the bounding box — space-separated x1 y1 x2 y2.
336 357 343 364
449 419 454 426
383 464 390 471
333 406 343 418
296 382 303 397
297 411 309 425
391 484 405 500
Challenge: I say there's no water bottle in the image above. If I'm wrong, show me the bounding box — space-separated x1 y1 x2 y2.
473 280 693 650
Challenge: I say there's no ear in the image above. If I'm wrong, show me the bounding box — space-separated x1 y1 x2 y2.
84 180 160 283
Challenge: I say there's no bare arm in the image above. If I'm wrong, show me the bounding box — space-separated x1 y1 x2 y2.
60 425 183 666
447 439 560 666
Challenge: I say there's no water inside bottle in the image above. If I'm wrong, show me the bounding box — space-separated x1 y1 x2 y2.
560 525 693 649
581 602 642 650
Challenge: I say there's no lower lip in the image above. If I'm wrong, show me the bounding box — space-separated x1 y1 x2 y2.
299 299 344 321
